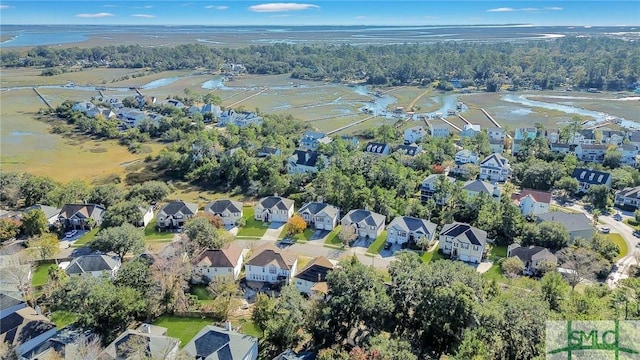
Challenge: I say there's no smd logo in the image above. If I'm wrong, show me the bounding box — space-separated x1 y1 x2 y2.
546 320 640 359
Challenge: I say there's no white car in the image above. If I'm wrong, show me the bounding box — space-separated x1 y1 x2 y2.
65 230 78 238
599 226 610 234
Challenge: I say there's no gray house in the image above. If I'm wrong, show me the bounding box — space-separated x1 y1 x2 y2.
507 244 557 275
183 325 258 360
386 216 437 246
157 201 198 229
205 199 243 226
536 211 595 241
298 202 340 231
340 209 386 240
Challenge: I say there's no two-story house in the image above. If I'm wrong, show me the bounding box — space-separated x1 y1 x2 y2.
428 120 450 138
299 131 332 151
218 109 264 127
537 211 594 241
544 128 560 144
571 168 611 193
479 153 511 182
403 126 428 144
204 199 243 226
58 203 106 230
454 149 479 164
600 130 625 145
245 244 298 284
395 143 423 157
461 124 481 138
157 201 198 229
100 324 180 360
192 245 246 282
254 196 294 223
489 138 505 154
184 325 258 360
487 127 506 142
511 189 552 216
340 209 386 240
439 222 488 263
287 150 326 174
462 179 501 200
420 174 455 204
568 129 596 145
574 143 609 163
507 244 558 275
294 256 336 299
550 142 572 154
615 185 640 210
386 216 437 246
617 144 639 167
298 202 340 231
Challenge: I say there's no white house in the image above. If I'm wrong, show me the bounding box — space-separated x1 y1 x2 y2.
571 168 611 193
617 144 639 167
454 149 479 164
157 201 198 229
439 222 487 263
615 185 640 210
299 131 332 151
487 127 506 141
298 202 340 231
479 153 511 182
254 196 294 223
137 206 154 227
340 209 386 240
428 121 450 138
511 189 552 216
192 245 246 282
294 256 336 299
600 130 625 145
183 325 258 360
460 124 481 138
245 244 298 285
386 216 437 246
205 199 243 226
550 143 572 154
544 128 560 144
218 109 263 127
568 129 596 145
404 126 428 144
287 150 325 174
575 144 608 163
64 255 121 279
507 244 557 275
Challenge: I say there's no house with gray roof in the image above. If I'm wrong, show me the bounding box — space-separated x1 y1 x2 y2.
245 243 298 285
0 305 57 358
64 255 121 279
100 324 180 360
299 131 332 151
489 138 505 154
0 292 26 319
615 185 640 210
617 144 639 167
479 153 511 182
254 196 294 223
420 174 455 204
294 256 335 299
575 143 608 163
403 126 428 144
218 109 263 127
395 143 423 157
22 204 61 226
386 216 437 246
439 222 487 263
340 209 386 240
0 256 32 298
298 202 339 231
205 199 243 226
507 244 557 275
571 168 611 193
58 204 106 230
462 179 501 200
550 142 572 154
183 325 258 360
157 201 198 229
287 150 326 174
536 211 594 241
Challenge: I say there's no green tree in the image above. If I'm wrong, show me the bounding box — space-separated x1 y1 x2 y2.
114 259 153 295
28 233 60 260
540 271 570 311
520 221 569 251
102 201 144 228
261 285 311 356
603 149 622 169
554 176 579 198
557 247 600 289
126 181 171 203
0 218 22 242
368 334 417 360
21 209 48 237
205 277 240 320
183 216 231 253
88 184 125 208
587 184 611 210
501 257 524 278
20 174 59 207
90 224 145 260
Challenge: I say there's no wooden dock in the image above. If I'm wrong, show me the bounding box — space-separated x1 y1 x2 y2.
226 87 269 108
327 115 378 135
32 87 52 109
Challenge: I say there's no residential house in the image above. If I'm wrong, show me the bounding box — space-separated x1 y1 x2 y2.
363 142 391 156
0 257 32 299
550 143 572 154
192 245 246 282
22 204 60 226
298 202 340 231
100 324 180 360
462 179 501 200
487 127 506 142
157 201 198 229
574 143 608 163
420 174 455 204
72 101 95 114
428 121 450 138
0 292 26 319
537 211 595 241
166 99 185 108
0 306 57 358
461 124 481 138
137 206 154 227
395 143 423 157
571 168 611 193
629 131 640 148
600 130 625 145
615 186 640 210
273 350 317 360
287 150 325 174
404 126 428 144
64 255 121 278
254 196 294 223
257 146 281 157
544 128 560 144
511 189 552 216
117 108 148 128
299 131 332 151
489 138 505 154
200 104 222 118
19 324 94 360
454 149 479 164
618 144 639 167
87 106 115 119
340 209 386 240
205 199 243 226
218 109 264 127
439 222 487 263
568 129 596 145
183 325 258 360
58 203 106 230
294 256 335 299
479 153 511 182
386 216 437 246
507 244 558 275
340 135 360 148
245 243 298 284
514 127 538 141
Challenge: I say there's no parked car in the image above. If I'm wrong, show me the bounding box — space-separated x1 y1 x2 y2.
65 230 78 238
613 213 622 221
280 238 294 245
633 230 640 238
384 242 392 250
599 226 610 234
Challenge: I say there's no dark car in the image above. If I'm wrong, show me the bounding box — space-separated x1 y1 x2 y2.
614 213 622 221
384 242 393 250
633 230 640 238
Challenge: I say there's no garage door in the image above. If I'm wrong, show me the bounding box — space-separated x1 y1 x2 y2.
316 222 325 230
459 254 470 262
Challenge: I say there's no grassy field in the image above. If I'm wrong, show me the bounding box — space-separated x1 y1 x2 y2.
482 263 507 282
72 227 100 246
232 318 261 338
324 226 343 248
421 245 447 263
236 207 269 238
604 233 628 260
50 310 79 329
366 231 388 255
144 220 176 241
292 228 315 242
32 263 55 287
153 315 216 348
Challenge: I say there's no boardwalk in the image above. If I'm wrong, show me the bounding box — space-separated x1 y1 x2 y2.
327 115 377 135
226 87 269 108
32 87 52 109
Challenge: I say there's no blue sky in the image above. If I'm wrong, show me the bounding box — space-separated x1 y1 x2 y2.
1 1 638 26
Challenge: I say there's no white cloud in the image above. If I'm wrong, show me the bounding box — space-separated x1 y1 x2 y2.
0 5 13 9
132 14 156 18
76 12 115 18
143 5 154 8
487 7 515 12
545 6 563 11
521 8 539 12
103 4 118 8
205 5 228 10
248 3 319 12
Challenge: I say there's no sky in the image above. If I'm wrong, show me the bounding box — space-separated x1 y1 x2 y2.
0 0 638 26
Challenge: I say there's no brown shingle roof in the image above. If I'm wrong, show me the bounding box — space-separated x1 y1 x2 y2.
246 243 296 269
511 189 552 204
192 245 244 268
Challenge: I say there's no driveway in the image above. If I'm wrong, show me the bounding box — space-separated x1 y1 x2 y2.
260 222 285 241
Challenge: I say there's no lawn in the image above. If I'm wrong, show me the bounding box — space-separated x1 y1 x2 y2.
232 318 262 338
50 311 79 328
482 263 507 282
236 207 269 238
624 218 640 230
144 220 176 241
421 245 447 263
366 231 388 255
32 263 56 287
292 228 315 242
72 227 100 246
153 315 216 348
324 226 343 248
489 245 507 259
190 285 212 300
604 233 628 261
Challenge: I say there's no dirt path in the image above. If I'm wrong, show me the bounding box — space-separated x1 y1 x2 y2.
407 88 431 111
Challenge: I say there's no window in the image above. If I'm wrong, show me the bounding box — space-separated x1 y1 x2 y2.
473 246 478 251
370 226 375 230
461 243 469 249
269 266 277 274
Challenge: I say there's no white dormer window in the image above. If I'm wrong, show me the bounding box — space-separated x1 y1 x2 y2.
597 175 604 183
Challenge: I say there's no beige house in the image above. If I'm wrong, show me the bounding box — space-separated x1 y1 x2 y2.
157 201 198 229
340 209 386 240
205 199 243 226
254 196 294 223
298 202 340 230
294 256 336 299
245 244 298 285
386 216 437 246
192 245 246 282
439 222 487 263
507 244 557 275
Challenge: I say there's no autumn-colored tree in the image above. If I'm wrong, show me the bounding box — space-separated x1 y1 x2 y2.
194 212 224 229
285 215 307 236
0 218 21 243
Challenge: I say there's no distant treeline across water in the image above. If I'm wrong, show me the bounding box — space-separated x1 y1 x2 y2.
1 35 638 91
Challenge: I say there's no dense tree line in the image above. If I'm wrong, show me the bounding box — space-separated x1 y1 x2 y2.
3 37 639 90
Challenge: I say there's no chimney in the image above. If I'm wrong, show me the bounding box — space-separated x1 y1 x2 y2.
305 152 311 163
226 321 232 331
